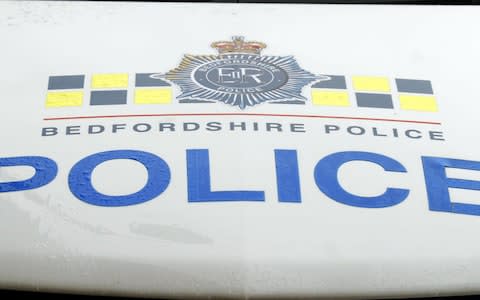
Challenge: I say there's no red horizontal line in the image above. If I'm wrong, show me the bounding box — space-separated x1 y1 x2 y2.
43 113 442 125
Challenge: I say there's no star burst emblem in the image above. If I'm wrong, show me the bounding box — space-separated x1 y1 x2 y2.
162 36 325 109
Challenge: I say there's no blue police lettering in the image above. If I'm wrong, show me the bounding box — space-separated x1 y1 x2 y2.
0 156 57 192
314 151 409 208
187 149 265 202
1 149 480 216
68 150 170 207
422 156 480 216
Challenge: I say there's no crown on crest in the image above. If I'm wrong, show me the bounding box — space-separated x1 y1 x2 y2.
211 36 266 55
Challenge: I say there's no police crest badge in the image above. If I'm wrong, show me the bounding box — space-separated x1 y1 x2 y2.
159 36 325 109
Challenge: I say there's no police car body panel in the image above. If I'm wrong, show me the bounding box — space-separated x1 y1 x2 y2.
1 1 480 298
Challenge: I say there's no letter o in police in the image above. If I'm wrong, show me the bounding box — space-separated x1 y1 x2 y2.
69 150 171 207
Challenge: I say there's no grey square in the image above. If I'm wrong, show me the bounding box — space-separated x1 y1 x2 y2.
136 73 171 87
90 90 127 105
356 93 393 109
396 79 433 94
311 75 347 89
48 75 85 90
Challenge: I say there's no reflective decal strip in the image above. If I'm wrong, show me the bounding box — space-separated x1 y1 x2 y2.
356 93 394 109
396 79 433 94
399 95 438 112
48 75 85 90
135 88 172 104
310 75 349 107
91 73 129 89
352 76 390 92
311 90 350 106
46 91 83 107
90 90 127 105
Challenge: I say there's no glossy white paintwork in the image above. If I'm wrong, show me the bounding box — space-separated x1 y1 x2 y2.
1 1 480 298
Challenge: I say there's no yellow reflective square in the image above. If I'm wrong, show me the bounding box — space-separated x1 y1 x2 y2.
135 88 172 104
91 73 129 89
311 90 350 106
352 76 390 92
399 95 438 112
46 91 83 108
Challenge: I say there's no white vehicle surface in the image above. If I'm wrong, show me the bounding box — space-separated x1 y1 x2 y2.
1 1 480 298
